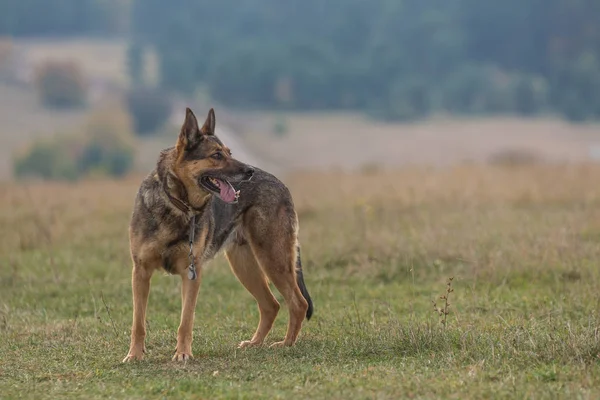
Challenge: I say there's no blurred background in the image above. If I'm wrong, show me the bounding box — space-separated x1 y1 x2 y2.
1 0 600 181
5 2 600 395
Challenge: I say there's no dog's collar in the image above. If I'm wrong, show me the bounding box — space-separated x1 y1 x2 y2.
160 171 207 216
163 187 206 216
165 190 193 214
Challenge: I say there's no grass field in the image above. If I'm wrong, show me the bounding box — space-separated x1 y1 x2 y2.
2 165 600 399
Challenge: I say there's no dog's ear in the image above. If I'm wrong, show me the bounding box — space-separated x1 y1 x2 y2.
177 107 202 152
200 108 216 136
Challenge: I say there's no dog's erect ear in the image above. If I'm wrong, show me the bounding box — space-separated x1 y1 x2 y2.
200 108 216 136
177 107 202 151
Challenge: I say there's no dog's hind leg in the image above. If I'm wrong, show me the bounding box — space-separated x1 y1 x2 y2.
245 212 308 347
173 268 202 361
123 260 154 362
226 243 280 348
263 264 308 347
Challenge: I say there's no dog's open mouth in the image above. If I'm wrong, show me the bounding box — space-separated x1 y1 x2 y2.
200 176 239 204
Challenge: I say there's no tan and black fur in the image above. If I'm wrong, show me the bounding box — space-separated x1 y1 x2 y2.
123 108 313 362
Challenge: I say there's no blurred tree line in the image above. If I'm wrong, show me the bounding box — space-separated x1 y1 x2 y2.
0 0 131 37
130 0 600 122
3 0 600 122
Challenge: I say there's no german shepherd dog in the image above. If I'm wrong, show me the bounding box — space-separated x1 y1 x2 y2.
123 108 313 362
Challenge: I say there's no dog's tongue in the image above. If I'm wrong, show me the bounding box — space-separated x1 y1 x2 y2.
216 179 236 203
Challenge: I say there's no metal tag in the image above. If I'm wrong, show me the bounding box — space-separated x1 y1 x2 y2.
188 266 197 280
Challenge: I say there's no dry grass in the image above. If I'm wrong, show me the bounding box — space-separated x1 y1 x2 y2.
2 165 600 398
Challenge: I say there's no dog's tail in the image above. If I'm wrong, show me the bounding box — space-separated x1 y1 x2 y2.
296 245 313 320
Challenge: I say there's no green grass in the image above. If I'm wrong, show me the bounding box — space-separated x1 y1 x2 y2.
2 166 600 399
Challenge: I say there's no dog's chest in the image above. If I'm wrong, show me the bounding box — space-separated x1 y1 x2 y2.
160 221 230 273
159 201 243 273
161 239 213 274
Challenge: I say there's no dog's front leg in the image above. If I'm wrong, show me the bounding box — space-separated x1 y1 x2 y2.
173 269 202 361
123 263 153 362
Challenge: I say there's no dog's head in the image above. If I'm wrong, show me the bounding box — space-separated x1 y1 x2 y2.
172 107 254 205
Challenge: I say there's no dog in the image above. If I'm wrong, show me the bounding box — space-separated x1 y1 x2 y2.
122 107 313 362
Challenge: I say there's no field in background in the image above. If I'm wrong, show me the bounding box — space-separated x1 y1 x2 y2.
14 38 158 87
2 165 600 398
1 40 600 181
4 90 600 179
0 83 87 177
240 113 600 171
0 38 160 179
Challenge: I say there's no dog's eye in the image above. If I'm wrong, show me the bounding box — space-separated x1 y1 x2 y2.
211 152 223 160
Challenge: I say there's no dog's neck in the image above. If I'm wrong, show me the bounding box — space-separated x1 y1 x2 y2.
162 174 208 217
157 148 209 217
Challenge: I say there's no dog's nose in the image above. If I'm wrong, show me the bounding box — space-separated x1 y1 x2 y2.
244 167 255 180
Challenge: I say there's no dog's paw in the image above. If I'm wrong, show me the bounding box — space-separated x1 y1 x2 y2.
172 352 193 362
122 352 144 362
269 340 292 348
238 340 263 349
